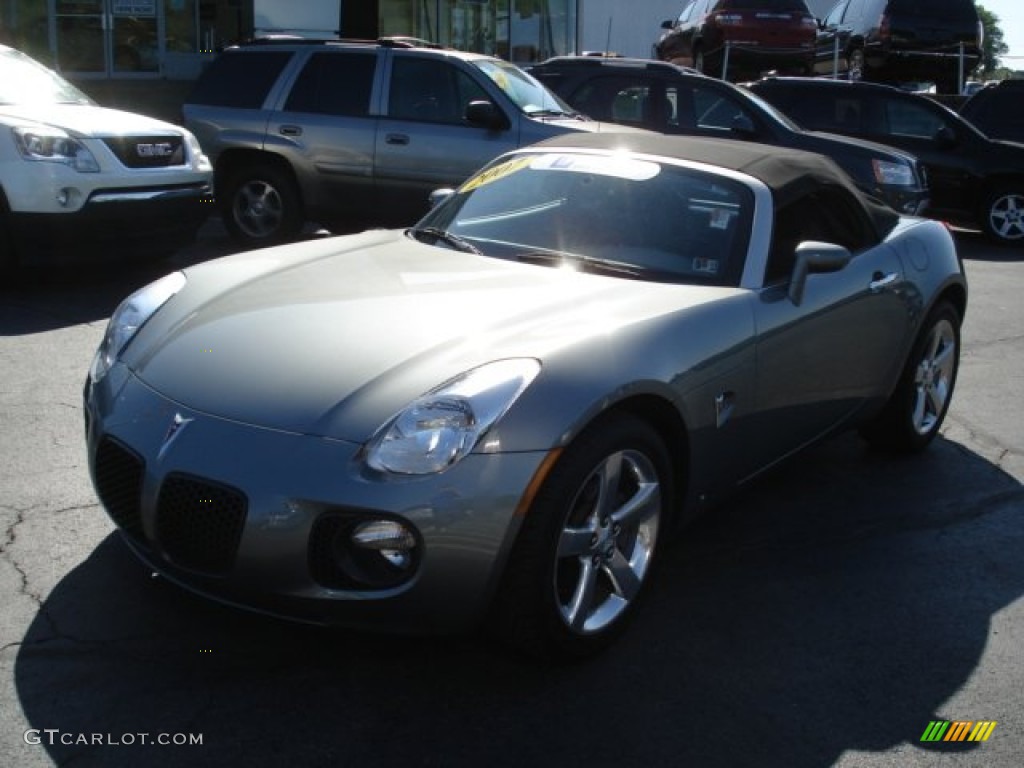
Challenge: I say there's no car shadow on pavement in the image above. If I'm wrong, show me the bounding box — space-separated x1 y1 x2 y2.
13 431 1023 767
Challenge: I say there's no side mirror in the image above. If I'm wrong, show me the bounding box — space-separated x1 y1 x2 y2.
661 19 674 30
465 100 510 131
731 112 757 135
429 188 455 209
788 241 851 305
933 124 957 147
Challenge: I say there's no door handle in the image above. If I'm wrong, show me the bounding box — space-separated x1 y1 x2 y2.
869 272 899 292
279 125 303 137
385 133 410 145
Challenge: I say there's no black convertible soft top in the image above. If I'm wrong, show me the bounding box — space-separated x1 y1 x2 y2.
534 132 901 241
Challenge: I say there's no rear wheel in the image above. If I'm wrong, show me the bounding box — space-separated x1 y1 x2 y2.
861 301 960 453
979 185 1024 245
491 414 672 659
220 162 303 248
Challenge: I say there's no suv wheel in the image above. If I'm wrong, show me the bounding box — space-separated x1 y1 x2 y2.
979 185 1024 245
0 199 17 278
221 163 303 247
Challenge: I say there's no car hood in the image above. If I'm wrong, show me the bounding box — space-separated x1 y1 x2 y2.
0 103 184 137
125 230 731 441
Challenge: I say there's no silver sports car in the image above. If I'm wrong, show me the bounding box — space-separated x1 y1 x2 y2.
84 133 966 658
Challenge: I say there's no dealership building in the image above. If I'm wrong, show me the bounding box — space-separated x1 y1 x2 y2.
0 1 717 81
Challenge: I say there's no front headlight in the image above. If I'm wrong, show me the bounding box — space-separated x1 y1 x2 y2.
13 126 100 172
89 271 187 382
366 359 542 475
872 158 914 187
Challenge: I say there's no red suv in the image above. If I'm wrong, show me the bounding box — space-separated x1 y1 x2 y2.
655 0 817 81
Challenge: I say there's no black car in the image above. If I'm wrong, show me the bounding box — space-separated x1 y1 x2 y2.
747 77 1024 245
812 0 982 94
529 56 928 215
959 79 1024 145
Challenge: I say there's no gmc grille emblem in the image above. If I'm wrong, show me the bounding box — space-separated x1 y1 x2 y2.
136 142 174 158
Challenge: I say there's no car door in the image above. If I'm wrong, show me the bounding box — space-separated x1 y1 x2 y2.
268 49 379 223
751 185 911 461
374 51 520 225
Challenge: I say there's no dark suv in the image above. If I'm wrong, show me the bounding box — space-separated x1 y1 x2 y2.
655 0 817 80
960 79 1024 145
747 77 1024 245
812 0 982 94
183 38 631 246
529 56 928 215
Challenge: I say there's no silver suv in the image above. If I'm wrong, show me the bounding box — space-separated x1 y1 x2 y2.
184 38 635 247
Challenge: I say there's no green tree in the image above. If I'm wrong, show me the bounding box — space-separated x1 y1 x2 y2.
976 4 1009 75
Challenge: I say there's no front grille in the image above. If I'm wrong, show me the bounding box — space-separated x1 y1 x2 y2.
94 437 145 540
156 473 247 575
101 135 185 168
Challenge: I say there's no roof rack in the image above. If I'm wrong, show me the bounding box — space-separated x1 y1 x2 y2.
241 35 444 50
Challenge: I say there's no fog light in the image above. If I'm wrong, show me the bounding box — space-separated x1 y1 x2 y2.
56 187 80 208
351 520 416 569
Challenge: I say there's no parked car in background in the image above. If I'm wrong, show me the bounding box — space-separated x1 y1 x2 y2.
85 133 965 658
812 0 982 94
530 56 928 214
655 0 817 80
0 44 212 274
960 79 1024 145
747 77 1024 245
183 37 637 248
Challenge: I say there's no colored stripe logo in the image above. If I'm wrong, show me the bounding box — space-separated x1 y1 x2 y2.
921 721 997 742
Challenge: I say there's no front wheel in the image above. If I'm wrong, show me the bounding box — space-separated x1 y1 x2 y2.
490 414 672 659
861 301 960 453
220 163 304 248
979 185 1024 245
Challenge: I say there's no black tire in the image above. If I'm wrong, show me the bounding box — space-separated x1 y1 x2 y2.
860 301 960 453
0 203 18 282
490 413 672 659
978 185 1024 246
220 162 304 248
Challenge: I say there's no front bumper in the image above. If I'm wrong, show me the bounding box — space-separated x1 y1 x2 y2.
9 183 213 265
84 368 548 634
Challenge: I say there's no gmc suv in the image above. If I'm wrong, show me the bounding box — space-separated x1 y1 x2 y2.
184 38 636 247
530 56 928 216
747 77 1024 245
0 44 212 274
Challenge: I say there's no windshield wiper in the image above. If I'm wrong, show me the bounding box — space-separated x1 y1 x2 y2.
527 108 586 120
408 226 481 254
516 250 646 278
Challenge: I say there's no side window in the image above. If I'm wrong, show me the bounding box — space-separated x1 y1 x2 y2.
766 186 871 284
284 52 375 116
187 50 291 109
676 1 697 24
570 75 649 125
693 85 755 133
884 98 948 140
823 1 848 26
389 57 485 124
761 87 840 132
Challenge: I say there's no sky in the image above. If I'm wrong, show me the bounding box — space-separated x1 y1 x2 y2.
978 1 1024 65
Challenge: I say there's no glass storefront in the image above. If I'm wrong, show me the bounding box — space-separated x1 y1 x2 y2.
378 0 576 64
0 1 575 78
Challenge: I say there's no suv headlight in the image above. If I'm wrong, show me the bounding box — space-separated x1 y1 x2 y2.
89 271 186 382
366 359 541 475
13 126 100 172
872 158 913 187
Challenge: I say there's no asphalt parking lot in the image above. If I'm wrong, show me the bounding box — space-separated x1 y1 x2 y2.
0 223 1021 767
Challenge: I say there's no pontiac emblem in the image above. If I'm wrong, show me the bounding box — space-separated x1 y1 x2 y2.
158 412 193 460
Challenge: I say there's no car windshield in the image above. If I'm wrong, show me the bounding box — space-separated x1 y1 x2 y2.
471 58 575 116
0 48 94 106
415 151 754 287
